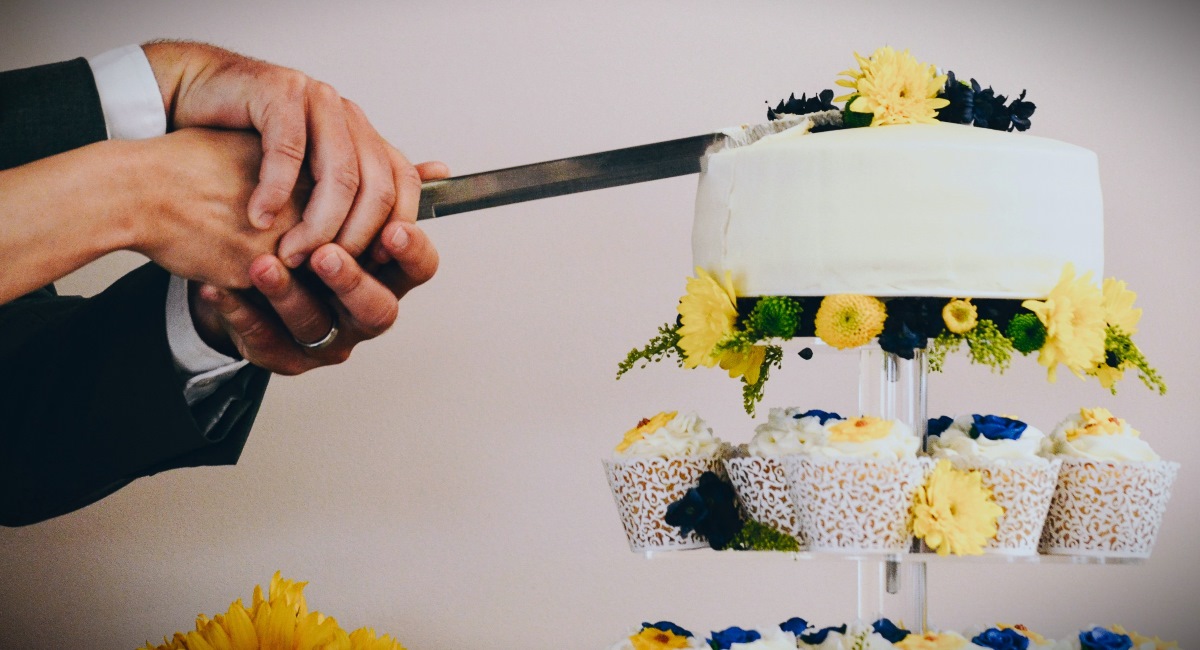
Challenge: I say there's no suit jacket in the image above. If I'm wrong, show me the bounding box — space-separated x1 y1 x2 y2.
0 57 271 526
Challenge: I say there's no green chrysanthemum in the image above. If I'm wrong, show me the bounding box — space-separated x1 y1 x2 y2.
1007 312 1047 355
746 296 802 339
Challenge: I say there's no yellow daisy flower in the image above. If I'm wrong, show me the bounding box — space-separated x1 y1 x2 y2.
835 46 949 126
141 573 406 650
677 268 739 368
1021 264 1106 382
814 295 887 349
616 411 678 453
942 298 978 334
1102 277 1142 336
912 460 1003 556
718 344 767 384
630 627 695 650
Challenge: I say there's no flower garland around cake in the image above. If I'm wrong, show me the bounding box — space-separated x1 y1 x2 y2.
140 572 405 650
617 46 1165 415
618 264 1165 415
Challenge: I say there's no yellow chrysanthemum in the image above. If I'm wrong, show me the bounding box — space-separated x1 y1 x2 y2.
141 573 405 650
1091 362 1125 391
1110 625 1179 650
942 298 978 334
912 460 1003 556
1021 264 1106 382
718 344 767 384
1102 277 1142 336
814 295 887 349
829 416 893 443
896 631 969 650
834 46 949 126
630 627 694 650
616 411 678 453
677 268 739 368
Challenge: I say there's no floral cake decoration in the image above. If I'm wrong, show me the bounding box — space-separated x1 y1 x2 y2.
618 48 1165 415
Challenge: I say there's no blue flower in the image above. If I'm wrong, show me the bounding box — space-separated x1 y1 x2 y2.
664 472 744 550
709 626 761 649
642 621 693 638
1079 627 1133 650
796 409 843 425
871 618 910 643
970 414 1027 441
927 416 955 437
972 628 1030 650
779 617 809 636
801 625 847 645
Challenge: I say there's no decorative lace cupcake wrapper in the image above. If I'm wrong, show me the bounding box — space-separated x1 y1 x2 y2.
1039 460 1179 558
782 456 934 553
723 456 807 548
603 456 726 552
948 459 1062 555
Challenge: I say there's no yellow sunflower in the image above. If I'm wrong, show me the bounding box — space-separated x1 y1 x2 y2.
630 627 695 650
616 411 678 453
835 46 949 126
911 460 1003 556
141 573 406 650
814 295 887 349
1021 264 1106 382
677 268 739 368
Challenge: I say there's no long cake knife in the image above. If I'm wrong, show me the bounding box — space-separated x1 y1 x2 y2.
416 110 839 220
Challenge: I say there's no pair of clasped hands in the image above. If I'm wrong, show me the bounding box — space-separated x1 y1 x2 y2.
140 43 446 374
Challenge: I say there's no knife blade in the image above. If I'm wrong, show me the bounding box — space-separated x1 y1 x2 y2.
416 110 837 220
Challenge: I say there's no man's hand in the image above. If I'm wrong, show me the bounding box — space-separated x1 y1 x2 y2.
141 41 423 268
190 220 439 375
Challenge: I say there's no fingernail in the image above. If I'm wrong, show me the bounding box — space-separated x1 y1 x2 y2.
257 261 282 285
285 253 307 269
254 210 277 229
317 251 343 276
390 224 409 250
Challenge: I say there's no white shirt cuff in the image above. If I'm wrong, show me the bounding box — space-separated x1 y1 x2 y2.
87 44 167 140
166 275 248 405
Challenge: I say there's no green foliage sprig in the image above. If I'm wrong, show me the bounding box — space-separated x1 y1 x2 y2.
964 319 1013 372
725 520 801 552
1104 326 1168 395
742 345 783 417
616 322 682 379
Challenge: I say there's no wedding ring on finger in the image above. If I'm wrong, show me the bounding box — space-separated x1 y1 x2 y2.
294 315 339 351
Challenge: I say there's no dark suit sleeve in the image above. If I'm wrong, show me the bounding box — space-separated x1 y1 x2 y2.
0 57 271 526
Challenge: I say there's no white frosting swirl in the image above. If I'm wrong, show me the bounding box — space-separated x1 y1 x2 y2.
927 414 1047 463
809 417 919 460
1043 408 1159 462
616 412 723 458
732 629 799 650
747 407 837 456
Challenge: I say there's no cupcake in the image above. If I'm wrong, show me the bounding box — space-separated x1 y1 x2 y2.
1038 408 1179 558
967 625 1068 650
782 416 931 554
925 414 1062 555
723 408 841 548
603 411 729 552
707 625 799 650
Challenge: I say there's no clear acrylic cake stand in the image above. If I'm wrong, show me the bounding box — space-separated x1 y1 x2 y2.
855 346 930 630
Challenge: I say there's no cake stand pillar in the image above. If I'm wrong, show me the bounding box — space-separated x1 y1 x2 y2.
856 347 929 631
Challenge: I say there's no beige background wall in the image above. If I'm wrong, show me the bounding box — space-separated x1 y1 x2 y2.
2 0 1198 647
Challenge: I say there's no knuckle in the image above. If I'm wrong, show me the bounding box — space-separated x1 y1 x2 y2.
331 163 361 196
